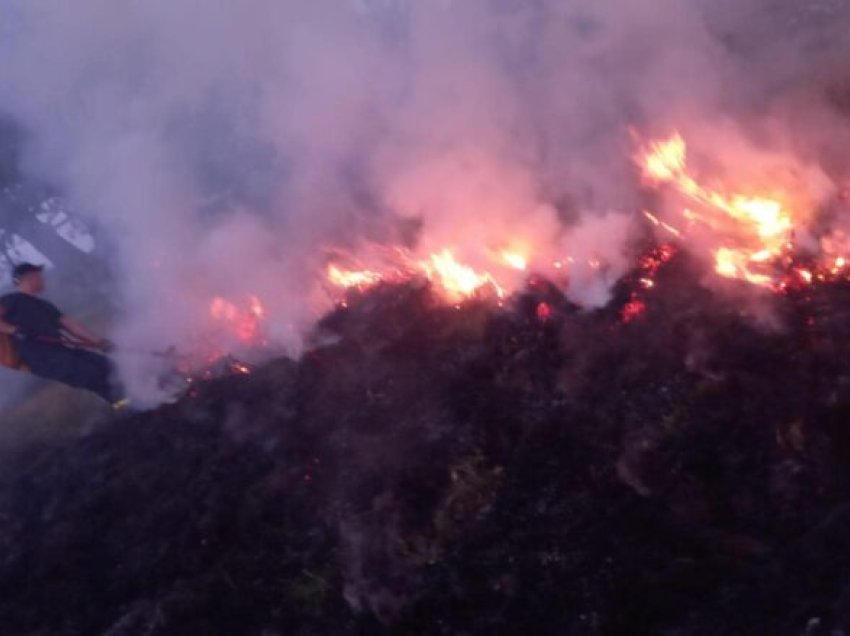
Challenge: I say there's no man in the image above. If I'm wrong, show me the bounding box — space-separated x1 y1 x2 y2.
0 263 129 409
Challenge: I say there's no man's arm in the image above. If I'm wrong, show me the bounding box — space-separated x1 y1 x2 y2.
60 316 111 350
0 305 19 336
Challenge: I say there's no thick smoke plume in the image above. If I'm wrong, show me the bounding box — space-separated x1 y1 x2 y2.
0 0 848 401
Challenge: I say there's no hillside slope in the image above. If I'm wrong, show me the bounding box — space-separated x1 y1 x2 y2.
2 255 850 635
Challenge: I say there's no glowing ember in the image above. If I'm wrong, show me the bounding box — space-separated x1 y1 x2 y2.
620 244 677 323
536 301 553 321
638 244 677 275
621 299 647 324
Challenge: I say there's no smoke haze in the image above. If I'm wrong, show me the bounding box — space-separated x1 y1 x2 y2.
0 0 848 400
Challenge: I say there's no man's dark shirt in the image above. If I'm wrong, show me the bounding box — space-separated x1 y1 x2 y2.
0 292 63 339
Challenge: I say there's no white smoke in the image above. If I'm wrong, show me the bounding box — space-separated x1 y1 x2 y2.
0 0 848 401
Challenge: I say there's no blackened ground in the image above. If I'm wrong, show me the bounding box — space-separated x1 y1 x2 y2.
2 253 850 635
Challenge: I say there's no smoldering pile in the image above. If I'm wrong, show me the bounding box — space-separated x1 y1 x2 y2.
1 254 850 635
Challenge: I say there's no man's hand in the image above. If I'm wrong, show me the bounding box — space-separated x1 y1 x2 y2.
60 316 114 353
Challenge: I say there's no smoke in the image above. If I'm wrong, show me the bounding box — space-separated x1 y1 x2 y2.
0 0 848 402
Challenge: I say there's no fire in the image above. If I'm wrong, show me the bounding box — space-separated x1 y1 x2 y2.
149 297 265 390
324 239 634 308
209 295 265 343
326 247 515 302
640 132 796 288
501 250 529 271
620 244 677 323
327 264 384 290
621 299 647 323
713 247 774 287
643 210 682 238
421 250 504 300
536 301 553 321
643 133 687 182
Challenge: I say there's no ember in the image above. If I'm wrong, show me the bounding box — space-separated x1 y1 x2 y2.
620 298 646 323
620 244 677 323
149 297 267 389
536 301 553 321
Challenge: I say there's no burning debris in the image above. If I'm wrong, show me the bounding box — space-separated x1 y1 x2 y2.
325 247 517 305
172 181 850 399
638 131 850 292
619 244 678 323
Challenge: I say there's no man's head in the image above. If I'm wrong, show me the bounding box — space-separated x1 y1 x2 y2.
12 263 45 294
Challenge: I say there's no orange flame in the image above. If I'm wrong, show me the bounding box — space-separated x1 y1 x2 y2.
327 264 384 290
420 249 504 300
640 133 796 288
501 250 529 271
327 247 515 302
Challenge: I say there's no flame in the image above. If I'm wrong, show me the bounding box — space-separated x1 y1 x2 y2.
327 264 384 290
173 301 262 387
501 250 529 271
420 249 504 300
640 132 797 288
209 295 265 343
327 246 517 302
324 240 626 307
643 210 682 238
713 247 774 287
643 133 687 182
